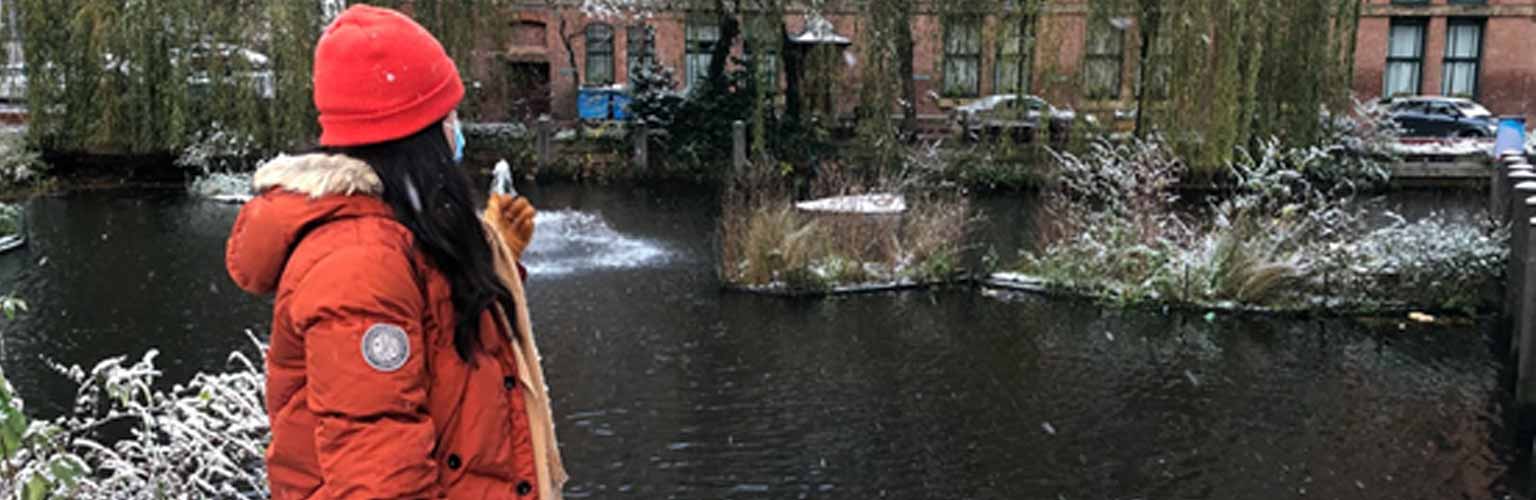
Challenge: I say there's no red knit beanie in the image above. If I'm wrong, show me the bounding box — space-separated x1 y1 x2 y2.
313 5 464 147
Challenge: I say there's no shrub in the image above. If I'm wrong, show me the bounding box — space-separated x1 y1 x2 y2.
0 204 20 237
0 343 269 499
0 131 44 192
175 123 262 172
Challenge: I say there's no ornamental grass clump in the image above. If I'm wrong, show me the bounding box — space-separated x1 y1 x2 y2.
719 157 975 294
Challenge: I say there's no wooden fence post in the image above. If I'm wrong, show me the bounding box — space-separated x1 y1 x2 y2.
537 116 553 173
733 121 748 176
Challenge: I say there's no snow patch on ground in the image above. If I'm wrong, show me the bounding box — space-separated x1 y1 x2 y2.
795 194 907 215
1390 138 1492 157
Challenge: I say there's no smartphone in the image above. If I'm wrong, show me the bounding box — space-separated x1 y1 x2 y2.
492 159 518 197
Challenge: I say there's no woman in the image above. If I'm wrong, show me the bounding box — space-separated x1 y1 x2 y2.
224 5 566 499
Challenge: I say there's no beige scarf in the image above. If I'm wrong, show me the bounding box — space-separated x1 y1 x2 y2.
482 220 569 500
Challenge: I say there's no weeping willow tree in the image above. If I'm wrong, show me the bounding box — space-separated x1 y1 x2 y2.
1096 0 1362 173
7 1 511 162
853 0 913 174
14 1 277 156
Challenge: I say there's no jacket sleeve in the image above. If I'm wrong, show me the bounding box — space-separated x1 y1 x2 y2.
288 244 441 499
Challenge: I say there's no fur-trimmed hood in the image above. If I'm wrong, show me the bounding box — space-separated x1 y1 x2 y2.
225 153 398 295
252 153 383 198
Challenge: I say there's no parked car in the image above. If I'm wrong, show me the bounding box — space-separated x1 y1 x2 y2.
1383 96 1496 138
951 94 1090 144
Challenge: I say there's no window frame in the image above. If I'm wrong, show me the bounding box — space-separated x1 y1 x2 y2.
743 15 781 92
994 15 1036 95
1440 17 1484 99
584 22 615 87
1084 18 1126 100
685 19 720 89
942 16 983 98
1384 18 1426 98
626 24 655 83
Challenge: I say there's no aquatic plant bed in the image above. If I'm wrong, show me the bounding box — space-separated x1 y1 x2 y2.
719 187 972 297
982 272 1470 319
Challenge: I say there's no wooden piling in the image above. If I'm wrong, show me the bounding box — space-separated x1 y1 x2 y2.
732 121 747 175
536 116 553 173
1511 183 1536 355
1497 156 1528 220
633 126 649 171
1517 198 1536 412
1509 170 1536 221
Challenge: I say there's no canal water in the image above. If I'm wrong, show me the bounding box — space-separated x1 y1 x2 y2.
0 183 1520 499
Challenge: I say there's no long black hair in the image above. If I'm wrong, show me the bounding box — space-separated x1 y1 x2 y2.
324 121 515 363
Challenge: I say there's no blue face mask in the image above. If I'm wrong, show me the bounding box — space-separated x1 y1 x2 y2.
453 122 466 164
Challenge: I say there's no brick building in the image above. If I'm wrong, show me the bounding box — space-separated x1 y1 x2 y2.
496 1 1536 128
1352 0 1536 118
476 1 1156 125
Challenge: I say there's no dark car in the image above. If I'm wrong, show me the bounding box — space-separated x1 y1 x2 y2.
1385 96 1497 138
951 94 1093 144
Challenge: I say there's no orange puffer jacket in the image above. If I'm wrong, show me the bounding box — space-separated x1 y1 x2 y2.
225 154 566 499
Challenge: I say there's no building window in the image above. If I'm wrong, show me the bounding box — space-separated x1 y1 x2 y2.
627 24 655 82
1442 19 1482 98
1384 19 1425 97
744 42 779 91
1141 19 1173 100
585 23 614 86
685 20 720 88
995 16 1035 95
943 17 982 97
744 16 780 91
1084 18 1125 100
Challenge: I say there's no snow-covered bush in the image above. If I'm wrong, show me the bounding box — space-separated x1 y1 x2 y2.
628 61 683 131
464 122 531 155
176 123 261 172
188 172 253 202
0 131 44 192
0 341 269 499
1049 135 1186 222
0 203 20 237
1019 132 1497 312
1311 213 1507 310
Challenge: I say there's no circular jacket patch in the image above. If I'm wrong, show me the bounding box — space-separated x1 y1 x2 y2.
361 323 410 372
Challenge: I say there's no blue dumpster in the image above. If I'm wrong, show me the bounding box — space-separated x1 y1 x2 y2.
577 88 611 120
1495 116 1527 158
611 92 633 121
